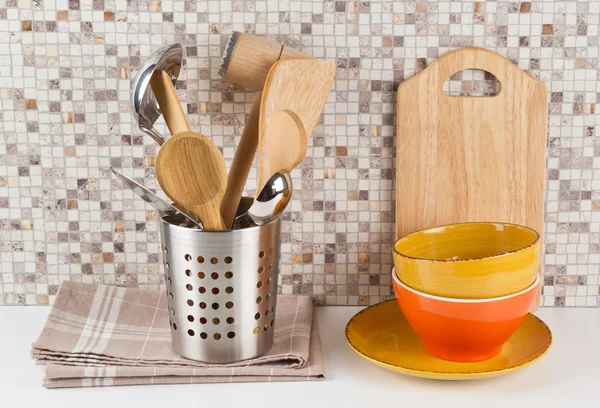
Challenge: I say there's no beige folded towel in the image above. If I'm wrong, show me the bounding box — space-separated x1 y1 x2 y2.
31 281 326 388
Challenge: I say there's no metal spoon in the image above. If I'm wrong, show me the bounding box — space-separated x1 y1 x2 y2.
130 43 183 145
110 168 203 229
233 172 292 229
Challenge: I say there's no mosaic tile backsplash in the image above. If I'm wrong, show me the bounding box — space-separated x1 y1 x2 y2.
1 0 599 307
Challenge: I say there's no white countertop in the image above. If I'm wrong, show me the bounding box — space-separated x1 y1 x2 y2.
0 306 598 407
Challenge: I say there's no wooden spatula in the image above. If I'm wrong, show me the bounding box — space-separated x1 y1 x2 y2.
259 59 334 143
151 69 227 230
257 110 307 192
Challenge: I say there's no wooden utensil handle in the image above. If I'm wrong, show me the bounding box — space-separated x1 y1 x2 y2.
150 69 191 135
192 200 226 231
220 93 262 228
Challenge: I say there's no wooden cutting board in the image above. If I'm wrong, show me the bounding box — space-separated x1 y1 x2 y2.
395 48 548 306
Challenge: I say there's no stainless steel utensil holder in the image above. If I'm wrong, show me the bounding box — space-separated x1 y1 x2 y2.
159 213 281 363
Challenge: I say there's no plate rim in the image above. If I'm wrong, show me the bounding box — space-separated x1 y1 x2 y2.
344 299 553 379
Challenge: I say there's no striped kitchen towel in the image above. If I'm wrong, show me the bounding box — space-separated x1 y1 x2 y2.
31 281 325 388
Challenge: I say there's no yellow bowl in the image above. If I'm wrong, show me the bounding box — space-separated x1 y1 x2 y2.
393 222 540 299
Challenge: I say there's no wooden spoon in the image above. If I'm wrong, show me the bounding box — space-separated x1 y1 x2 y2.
151 69 227 230
256 110 307 193
156 131 227 230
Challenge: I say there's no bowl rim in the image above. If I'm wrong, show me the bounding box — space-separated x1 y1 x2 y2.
393 222 540 263
392 267 540 303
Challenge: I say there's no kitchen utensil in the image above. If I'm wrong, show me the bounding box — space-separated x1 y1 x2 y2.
149 69 191 136
130 43 183 145
148 64 227 231
233 171 292 229
345 299 552 380
219 32 308 92
160 203 281 362
393 222 539 299
218 32 322 229
395 48 547 307
110 168 203 229
257 110 306 192
156 131 227 231
219 93 261 228
259 59 335 167
393 270 540 362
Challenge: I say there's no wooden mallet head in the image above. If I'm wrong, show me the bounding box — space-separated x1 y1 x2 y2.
218 32 308 91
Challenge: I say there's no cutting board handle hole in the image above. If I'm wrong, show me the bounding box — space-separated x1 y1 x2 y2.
443 69 501 97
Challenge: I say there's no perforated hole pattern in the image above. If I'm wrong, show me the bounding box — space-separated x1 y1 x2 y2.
253 247 277 336
163 240 279 350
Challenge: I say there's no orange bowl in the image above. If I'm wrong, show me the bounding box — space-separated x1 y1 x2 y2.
392 269 540 362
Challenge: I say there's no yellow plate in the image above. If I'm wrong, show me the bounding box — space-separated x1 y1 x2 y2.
345 299 552 380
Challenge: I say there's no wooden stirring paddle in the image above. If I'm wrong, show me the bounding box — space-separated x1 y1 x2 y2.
151 69 227 230
256 110 307 193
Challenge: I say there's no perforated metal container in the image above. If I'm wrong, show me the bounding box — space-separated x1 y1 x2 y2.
159 202 281 363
